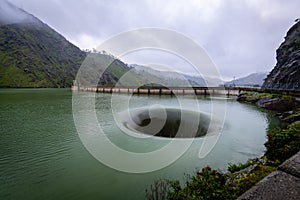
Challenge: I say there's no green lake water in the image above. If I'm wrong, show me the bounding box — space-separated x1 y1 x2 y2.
0 89 277 199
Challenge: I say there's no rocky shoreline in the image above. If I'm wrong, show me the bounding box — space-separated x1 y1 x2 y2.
237 91 299 111
146 92 300 199
236 91 300 161
226 91 300 197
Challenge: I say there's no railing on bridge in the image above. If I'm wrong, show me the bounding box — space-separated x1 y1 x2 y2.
72 85 242 96
72 85 300 97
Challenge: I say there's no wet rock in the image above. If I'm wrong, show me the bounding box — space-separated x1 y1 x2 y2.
276 111 293 120
256 98 297 111
238 171 300 200
283 112 300 123
238 152 300 200
279 151 300 178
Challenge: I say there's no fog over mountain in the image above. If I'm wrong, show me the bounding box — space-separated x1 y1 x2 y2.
7 0 300 80
1 0 299 88
225 72 268 87
0 0 33 25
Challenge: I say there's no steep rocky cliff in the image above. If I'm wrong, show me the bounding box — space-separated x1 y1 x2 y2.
262 21 300 89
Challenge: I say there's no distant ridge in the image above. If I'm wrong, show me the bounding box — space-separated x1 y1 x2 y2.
1 1 269 89
132 64 223 87
225 72 267 87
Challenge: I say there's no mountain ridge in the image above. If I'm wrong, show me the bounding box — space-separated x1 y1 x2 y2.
0 0 88 87
225 72 267 87
2 1 295 89
132 64 224 87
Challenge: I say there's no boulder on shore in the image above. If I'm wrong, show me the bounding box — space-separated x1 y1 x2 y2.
237 92 299 112
256 98 297 111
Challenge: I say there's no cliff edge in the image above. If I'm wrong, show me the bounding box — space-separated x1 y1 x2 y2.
262 21 300 89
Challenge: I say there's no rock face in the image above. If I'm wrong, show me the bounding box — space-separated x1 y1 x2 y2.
262 21 300 89
255 98 297 112
237 92 299 112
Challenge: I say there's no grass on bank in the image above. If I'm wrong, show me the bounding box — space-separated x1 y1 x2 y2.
227 159 258 173
238 91 294 103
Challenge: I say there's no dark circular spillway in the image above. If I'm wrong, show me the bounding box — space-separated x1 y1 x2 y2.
121 107 211 138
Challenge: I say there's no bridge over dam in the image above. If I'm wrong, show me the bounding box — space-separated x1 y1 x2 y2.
72 85 300 97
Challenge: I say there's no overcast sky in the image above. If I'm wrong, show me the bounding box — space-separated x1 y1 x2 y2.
7 0 300 80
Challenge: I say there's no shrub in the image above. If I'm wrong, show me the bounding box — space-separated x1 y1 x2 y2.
146 100 300 200
228 159 258 173
265 123 300 162
146 164 276 200
237 92 290 103
166 167 236 200
233 164 276 196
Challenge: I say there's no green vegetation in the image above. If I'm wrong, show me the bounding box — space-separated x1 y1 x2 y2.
237 91 293 103
146 92 300 200
1 13 206 88
232 164 276 196
145 167 236 200
265 122 300 162
166 167 235 200
145 165 276 200
0 19 139 88
0 22 86 88
239 92 300 163
227 159 258 173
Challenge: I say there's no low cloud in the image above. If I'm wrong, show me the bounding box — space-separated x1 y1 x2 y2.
7 0 300 80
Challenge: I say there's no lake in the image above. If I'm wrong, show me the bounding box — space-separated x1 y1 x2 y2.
0 89 277 199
